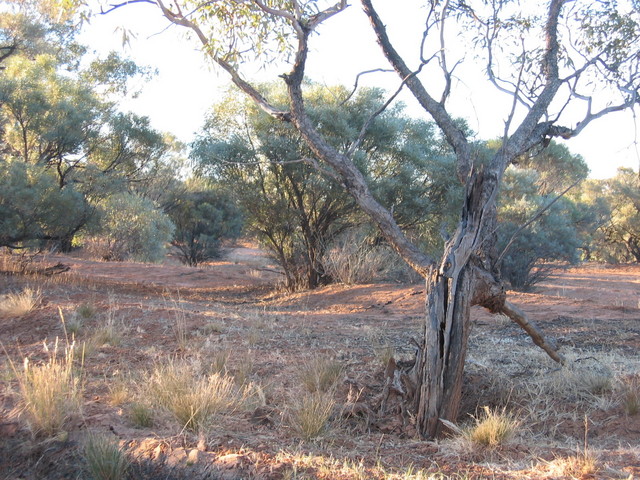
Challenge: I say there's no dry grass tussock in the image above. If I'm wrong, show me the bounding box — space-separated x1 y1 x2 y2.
0 287 41 316
622 376 640 415
288 391 336 441
146 358 260 433
83 434 130 480
128 402 154 428
86 299 126 350
298 355 344 393
462 406 520 448
12 337 82 437
544 449 599 479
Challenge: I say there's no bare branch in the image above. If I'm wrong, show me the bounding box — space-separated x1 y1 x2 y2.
0 44 17 65
306 0 348 31
282 19 435 275
347 63 429 157
346 79 405 157
340 68 394 106
502 0 568 158
154 0 290 122
487 36 534 111
418 2 439 64
571 91 640 137
252 0 296 22
100 0 154 15
438 0 452 104
502 41 529 139
361 0 472 181
501 301 566 364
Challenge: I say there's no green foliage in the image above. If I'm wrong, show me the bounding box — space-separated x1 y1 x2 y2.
0 54 104 168
168 184 243 266
0 2 83 69
90 112 170 183
89 193 174 263
193 83 460 289
0 10 178 253
186 0 304 66
80 51 153 97
590 168 640 262
0 158 89 248
515 143 590 195
497 145 591 290
192 83 358 289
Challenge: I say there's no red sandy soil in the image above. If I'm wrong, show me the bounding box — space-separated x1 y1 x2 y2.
1 247 639 479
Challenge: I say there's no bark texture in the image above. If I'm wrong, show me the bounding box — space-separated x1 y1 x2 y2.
410 167 504 437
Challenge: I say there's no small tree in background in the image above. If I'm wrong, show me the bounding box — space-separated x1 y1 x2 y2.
194 84 463 289
168 185 243 267
496 143 591 290
497 170 583 290
594 168 640 262
192 84 359 290
0 159 90 249
87 192 174 263
0 3 171 254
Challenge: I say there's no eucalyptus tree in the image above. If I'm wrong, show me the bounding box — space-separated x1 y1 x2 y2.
0 0 80 67
108 0 640 438
0 4 171 252
193 84 453 289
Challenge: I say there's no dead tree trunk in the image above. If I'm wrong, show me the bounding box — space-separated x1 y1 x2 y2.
410 168 503 437
414 264 473 436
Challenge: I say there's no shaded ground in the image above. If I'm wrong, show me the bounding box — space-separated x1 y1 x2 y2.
1 248 639 479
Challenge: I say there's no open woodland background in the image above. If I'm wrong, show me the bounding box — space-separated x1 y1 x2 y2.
1 0 640 478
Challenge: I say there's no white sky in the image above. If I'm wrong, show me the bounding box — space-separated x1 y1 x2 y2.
80 2 640 179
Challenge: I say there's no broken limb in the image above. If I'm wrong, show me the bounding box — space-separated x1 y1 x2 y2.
500 300 566 365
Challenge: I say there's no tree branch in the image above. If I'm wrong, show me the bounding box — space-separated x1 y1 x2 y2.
360 0 472 182
501 301 566 364
306 0 348 31
154 0 291 122
100 0 154 15
340 68 394 106
347 63 427 157
500 0 567 159
282 22 435 275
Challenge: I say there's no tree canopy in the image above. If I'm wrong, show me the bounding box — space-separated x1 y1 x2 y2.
0 0 179 255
